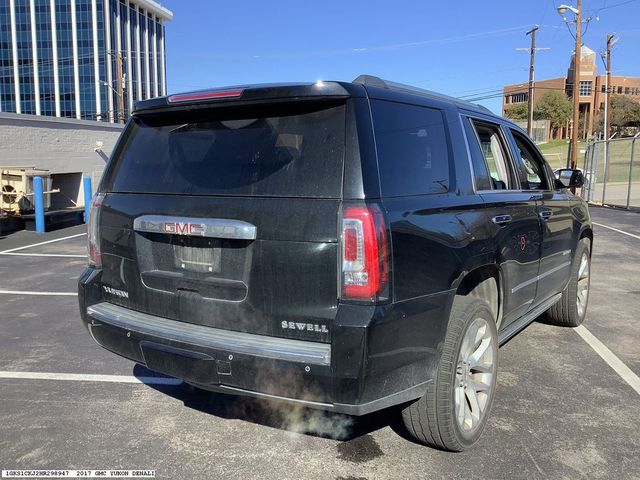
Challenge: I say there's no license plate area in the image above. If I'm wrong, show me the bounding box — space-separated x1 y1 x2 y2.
172 236 221 273
135 231 253 302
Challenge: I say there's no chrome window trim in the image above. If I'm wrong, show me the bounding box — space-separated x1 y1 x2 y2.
87 302 331 366
476 189 541 195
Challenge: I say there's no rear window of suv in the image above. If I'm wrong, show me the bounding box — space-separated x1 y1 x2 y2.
103 102 345 198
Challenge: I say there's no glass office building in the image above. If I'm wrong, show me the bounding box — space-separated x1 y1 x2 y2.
0 0 172 122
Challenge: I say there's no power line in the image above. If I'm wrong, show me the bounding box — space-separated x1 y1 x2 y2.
465 85 570 102
0 50 162 75
186 24 534 61
588 0 638 14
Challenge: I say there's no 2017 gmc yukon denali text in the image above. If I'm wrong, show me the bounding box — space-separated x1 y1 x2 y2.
78 75 592 451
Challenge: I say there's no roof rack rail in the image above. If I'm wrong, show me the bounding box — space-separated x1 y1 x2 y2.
474 104 493 114
352 75 388 89
353 74 495 115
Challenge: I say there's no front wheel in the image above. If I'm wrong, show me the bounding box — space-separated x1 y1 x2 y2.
400 296 498 451
543 238 591 327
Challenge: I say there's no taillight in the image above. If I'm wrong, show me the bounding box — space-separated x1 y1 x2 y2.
87 194 105 268
340 204 390 302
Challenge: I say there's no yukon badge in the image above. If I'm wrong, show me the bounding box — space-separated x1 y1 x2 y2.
281 321 329 333
103 285 129 299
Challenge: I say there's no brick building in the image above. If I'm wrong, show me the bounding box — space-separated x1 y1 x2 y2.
502 46 640 140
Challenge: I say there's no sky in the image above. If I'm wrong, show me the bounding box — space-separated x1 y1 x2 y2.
159 0 640 114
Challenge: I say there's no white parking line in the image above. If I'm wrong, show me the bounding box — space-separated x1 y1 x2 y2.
593 222 640 241
0 252 86 258
575 325 640 396
0 232 86 254
0 370 182 385
0 290 77 296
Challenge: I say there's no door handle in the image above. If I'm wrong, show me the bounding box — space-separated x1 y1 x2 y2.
538 209 553 221
492 214 512 226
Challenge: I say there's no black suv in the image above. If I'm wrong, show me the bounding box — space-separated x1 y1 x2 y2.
78 76 592 451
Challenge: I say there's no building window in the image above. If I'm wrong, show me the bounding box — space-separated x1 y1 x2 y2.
579 81 592 96
601 85 606 93
618 86 623 94
624 87 630 95
505 95 510 105
511 92 528 103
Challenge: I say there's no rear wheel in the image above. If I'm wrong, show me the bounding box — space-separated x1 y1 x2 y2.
544 238 591 327
400 296 498 451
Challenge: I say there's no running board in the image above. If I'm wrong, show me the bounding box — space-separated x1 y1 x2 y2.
498 293 562 346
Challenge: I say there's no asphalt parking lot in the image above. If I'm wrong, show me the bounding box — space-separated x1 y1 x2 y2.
1 206 639 480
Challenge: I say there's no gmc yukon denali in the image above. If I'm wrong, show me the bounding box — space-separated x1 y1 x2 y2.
78 75 592 451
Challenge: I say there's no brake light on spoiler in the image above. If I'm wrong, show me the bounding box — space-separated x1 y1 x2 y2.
167 89 244 103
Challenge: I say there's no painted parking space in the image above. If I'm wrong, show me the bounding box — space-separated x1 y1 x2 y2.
0 226 87 253
585 207 640 377
0 255 85 293
0 209 639 479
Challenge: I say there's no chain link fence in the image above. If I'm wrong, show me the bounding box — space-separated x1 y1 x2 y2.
582 134 640 209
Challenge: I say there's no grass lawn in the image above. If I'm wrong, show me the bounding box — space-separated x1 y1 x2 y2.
535 138 638 183
536 140 571 169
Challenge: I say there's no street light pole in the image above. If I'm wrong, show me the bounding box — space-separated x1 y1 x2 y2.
568 0 583 169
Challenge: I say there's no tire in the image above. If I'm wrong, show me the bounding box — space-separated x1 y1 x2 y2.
543 238 591 327
400 296 498 451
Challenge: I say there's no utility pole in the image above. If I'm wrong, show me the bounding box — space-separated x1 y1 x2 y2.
115 52 125 124
516 27 549 138
526 26 538 137
569 0 582 169
107 51 126 124
602 33 617 185
604 33 615 141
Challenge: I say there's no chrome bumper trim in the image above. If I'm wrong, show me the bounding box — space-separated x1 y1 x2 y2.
86 302 331 366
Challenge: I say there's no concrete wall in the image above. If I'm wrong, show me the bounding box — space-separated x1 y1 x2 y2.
0 112 123 180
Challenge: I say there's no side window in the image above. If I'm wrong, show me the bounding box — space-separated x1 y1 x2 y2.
370 100 450 196
462 117 492 191
510 130 549 190
467 120 513 190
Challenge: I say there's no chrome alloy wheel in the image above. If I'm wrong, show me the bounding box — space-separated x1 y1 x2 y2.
576 251 590 319
454 317 496 433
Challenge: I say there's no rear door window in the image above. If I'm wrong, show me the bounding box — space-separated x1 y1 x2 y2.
462 117 493 191
370 100 450 196
103 102 346 198
468 120 514 190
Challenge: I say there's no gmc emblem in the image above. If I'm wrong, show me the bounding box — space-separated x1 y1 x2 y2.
163 221 206 236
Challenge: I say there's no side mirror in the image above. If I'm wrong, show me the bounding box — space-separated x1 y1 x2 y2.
555 168 584 189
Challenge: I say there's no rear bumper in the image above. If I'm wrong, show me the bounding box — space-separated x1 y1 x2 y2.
79 268 453 415
87 302 331 366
